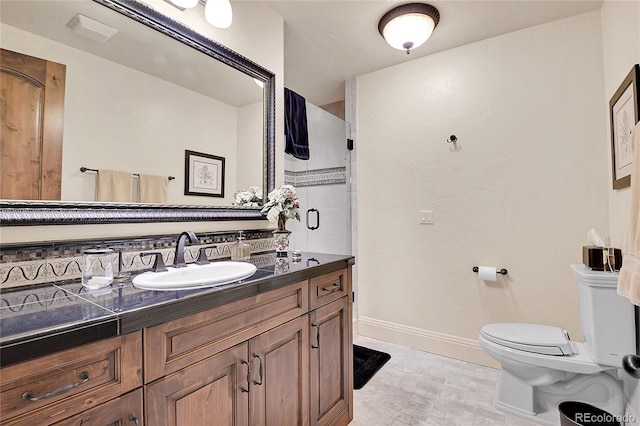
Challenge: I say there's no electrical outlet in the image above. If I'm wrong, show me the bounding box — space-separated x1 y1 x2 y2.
420 210 434 225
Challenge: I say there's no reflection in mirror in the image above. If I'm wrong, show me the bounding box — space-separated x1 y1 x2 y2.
0 0 275 225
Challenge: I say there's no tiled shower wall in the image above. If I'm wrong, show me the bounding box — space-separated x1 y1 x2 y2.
0 230 274 290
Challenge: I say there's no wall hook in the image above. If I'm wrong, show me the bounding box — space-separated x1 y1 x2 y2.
447 135 457 144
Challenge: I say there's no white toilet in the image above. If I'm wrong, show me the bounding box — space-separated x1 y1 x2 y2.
479 264 636 425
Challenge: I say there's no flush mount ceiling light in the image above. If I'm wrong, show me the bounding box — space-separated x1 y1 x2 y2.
166 0 232 29
204 0 233 29
378 3 440 54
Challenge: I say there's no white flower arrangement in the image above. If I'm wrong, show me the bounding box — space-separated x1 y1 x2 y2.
261 184 301 231
233 186 263 207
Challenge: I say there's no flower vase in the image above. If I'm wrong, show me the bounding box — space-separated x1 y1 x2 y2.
273 229 291 254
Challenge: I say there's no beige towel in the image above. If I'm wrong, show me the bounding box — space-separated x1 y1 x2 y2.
96 169 133 202
139 174 168 204
619 121 640 306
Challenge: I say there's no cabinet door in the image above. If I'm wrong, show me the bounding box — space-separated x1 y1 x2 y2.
145 343 249 426
309 297 351 426
249 315 309 426
52 389 143 426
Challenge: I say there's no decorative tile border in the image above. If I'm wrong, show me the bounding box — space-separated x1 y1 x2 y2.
0 230 275 290
284 166 347 187
0 286 79 315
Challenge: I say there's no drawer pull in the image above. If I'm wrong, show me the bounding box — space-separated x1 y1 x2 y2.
311 323 320 349
21 371 89 402
128 413 140 426
253 353 264 386
241 360 251 393
322 284 341 293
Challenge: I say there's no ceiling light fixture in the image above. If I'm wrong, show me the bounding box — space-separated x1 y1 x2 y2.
204 0 233 29
378 3 440 54
166 0 232 29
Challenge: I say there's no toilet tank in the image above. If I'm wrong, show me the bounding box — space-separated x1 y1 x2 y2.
570 264 635 368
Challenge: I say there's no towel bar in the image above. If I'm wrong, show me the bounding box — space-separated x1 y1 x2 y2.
80 167 175 180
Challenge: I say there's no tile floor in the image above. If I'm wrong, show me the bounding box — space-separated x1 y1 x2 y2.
350 335 542 426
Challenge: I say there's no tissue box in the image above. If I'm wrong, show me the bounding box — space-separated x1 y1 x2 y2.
582 246 622 271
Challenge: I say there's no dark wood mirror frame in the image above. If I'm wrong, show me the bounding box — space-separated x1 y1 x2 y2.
0 0 275 226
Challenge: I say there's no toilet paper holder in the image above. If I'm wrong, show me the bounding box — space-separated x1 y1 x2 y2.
473 266 508 275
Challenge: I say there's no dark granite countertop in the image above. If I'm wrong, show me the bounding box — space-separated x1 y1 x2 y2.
0 252 354 366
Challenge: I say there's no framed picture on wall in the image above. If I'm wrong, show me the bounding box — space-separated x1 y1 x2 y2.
610 64 640 190
184 150 225 197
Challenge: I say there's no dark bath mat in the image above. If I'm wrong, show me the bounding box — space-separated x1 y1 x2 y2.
353 344 391 390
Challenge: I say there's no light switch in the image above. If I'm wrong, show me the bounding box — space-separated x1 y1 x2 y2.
420 210 434 225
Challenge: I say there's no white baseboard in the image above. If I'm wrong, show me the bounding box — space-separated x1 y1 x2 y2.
356 315 499 368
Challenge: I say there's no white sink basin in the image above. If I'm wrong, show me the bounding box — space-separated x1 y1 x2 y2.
132 261 257 291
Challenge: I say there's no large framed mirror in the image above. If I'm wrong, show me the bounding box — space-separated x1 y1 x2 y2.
0 0 275 226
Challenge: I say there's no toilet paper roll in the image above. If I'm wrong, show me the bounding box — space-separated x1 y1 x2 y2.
478 266 498 281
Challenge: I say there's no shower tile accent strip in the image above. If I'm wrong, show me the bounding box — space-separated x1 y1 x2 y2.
0 230 275 290
284 166 347 187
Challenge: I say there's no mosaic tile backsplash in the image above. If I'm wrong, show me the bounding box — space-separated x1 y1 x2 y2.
0 230 275 290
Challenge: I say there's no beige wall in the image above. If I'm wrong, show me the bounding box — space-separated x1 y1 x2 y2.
1 1 284 243
601 0 640 418
356 11 609 366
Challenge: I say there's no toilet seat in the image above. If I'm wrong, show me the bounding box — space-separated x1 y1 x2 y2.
479 323 603 375
481 323 575 356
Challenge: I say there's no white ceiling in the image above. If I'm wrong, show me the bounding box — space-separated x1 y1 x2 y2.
0 0 263 107
265 0 604 107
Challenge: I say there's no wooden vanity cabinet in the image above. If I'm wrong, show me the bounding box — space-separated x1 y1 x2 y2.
144 266 353 426
309 268 353 426
0 265 353 426
0 331 142 425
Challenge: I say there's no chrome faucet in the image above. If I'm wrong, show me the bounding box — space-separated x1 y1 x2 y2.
174 231 199 268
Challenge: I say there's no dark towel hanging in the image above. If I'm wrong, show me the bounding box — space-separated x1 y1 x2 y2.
284 88 310 160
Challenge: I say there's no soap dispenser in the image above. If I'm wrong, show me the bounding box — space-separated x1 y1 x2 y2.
232 231 251 262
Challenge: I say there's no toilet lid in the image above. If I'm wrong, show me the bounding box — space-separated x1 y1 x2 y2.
481 323 576 356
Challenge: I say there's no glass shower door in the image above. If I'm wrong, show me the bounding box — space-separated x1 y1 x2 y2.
284 102 351 256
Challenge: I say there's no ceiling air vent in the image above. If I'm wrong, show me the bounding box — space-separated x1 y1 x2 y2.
66 14 118 43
